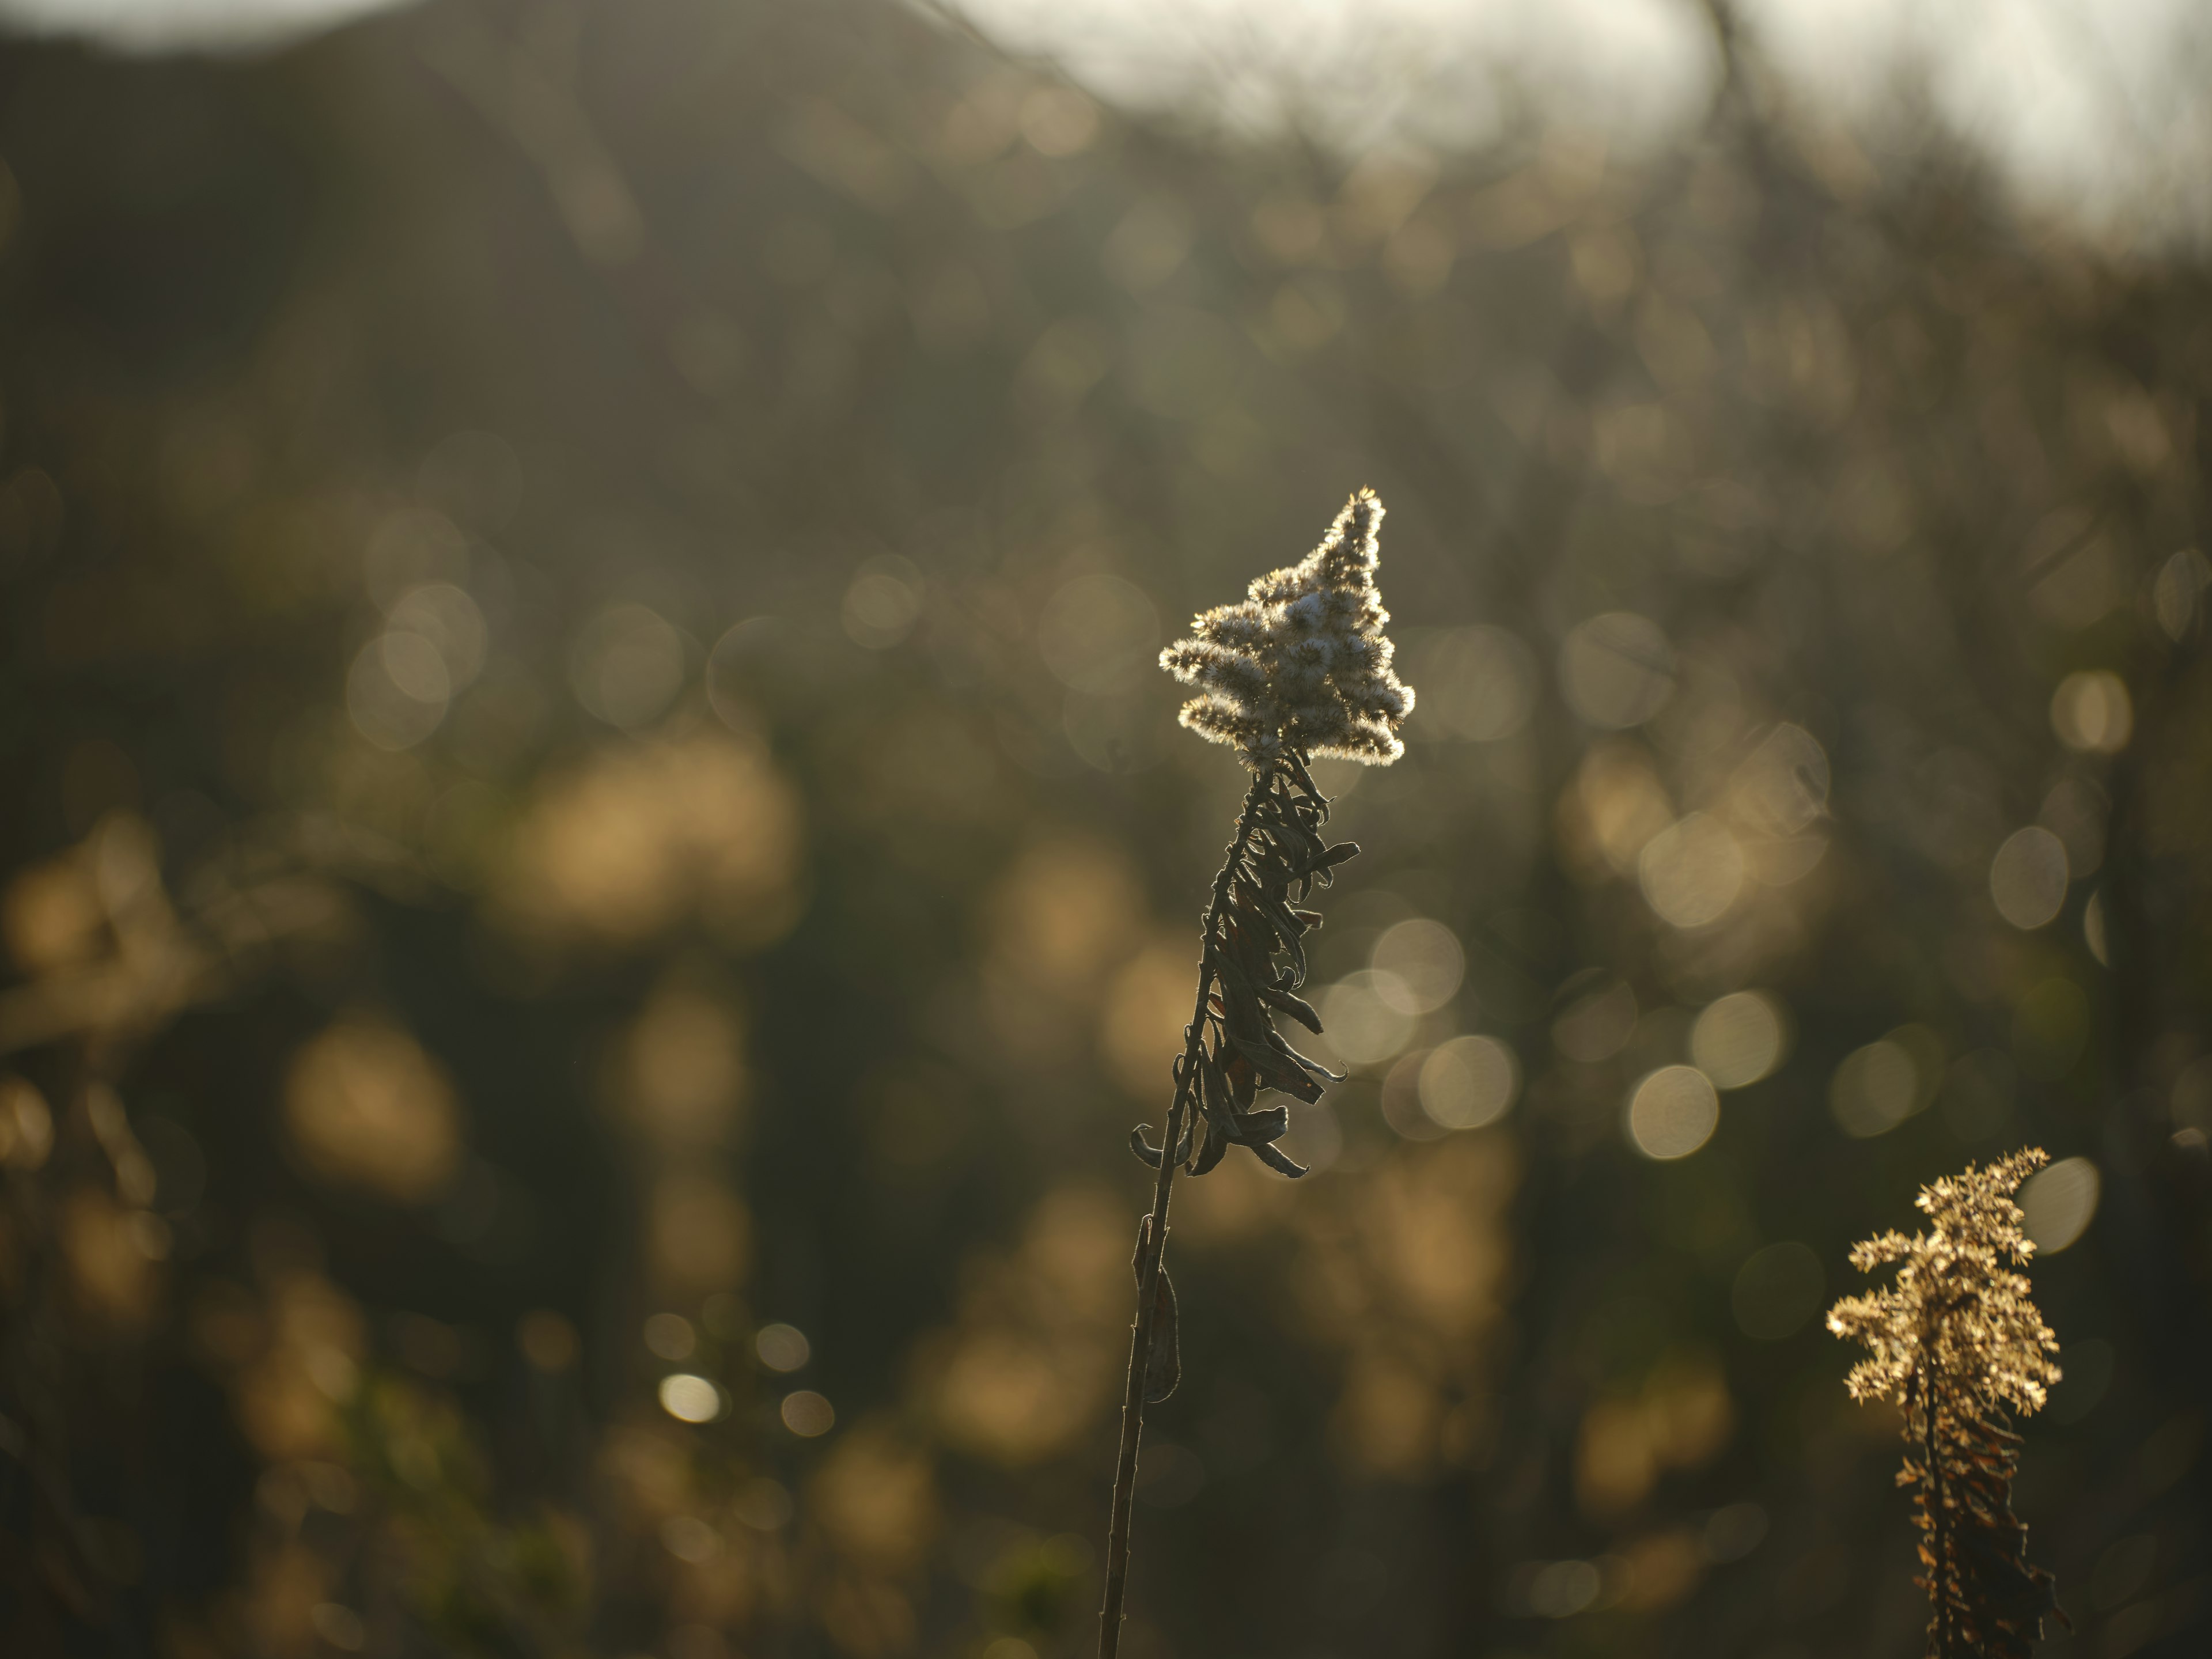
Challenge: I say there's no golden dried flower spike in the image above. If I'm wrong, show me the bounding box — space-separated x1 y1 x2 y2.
1098 491 1412 1659
1829 1149 2069 1659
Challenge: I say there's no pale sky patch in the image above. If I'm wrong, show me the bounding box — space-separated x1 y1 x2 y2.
0 0 411 52
4 0 2208 251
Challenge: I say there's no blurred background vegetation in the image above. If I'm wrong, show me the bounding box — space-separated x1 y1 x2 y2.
0 1 2207 1656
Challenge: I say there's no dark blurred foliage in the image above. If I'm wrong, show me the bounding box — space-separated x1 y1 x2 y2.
0 2 2207 1657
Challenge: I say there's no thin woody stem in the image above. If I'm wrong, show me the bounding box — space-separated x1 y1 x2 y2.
1922 1368 1953 1657
1097 757 1279 1659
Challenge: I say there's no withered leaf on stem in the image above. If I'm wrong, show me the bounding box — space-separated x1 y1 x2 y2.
1126 758 1361 1183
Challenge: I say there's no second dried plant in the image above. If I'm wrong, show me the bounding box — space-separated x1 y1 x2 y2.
1829 1149 2068 1659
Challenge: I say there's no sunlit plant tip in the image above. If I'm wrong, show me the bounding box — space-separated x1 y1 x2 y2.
1160 488 1415 766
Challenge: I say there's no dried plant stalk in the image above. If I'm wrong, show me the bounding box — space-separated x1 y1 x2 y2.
1828 1149 2069 1659
1097 491 1412 1659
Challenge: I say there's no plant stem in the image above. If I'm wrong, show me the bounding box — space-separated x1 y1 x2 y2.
1923 1371 1952 1657
1097 759 1278 1659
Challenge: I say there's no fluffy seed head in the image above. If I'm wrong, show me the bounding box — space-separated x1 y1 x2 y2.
1160 489 1415 766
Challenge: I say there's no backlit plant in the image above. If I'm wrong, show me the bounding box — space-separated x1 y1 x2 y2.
1096 489 1414 1659
1828 1150 2068 1659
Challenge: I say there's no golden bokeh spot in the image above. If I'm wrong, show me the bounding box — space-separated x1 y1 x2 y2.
1627 1066 1720 1159
616 979 748 1146
1643 1349 1735 1467
1559 741 1674 881
646 1171 751 1294
809 1422 935 1574
283 1016 463 1203
1725 724 1830 839
232 1272 367 1460
984 836 1146 1001
1638 811 1747 929
850 706 1004 825
190 1279 266 1370
925 1185 1127 1465
601 1423 695 1523
2 851 106 974
1614 1528 1706 1612
1330 1348 1442 1478
518 1310 580 1372
668 1524 758 1630
819 1574 914 1659
1576 1351 1733 1519
1100 937 1197 1097
1353 1137 1515 1340
1689 992 1788 1089
1417 1035 1520 1130
2020 1156 2100 1254
0 1075 55 1171
498 732 804 951
1018 1185 1130 1324
1990 826 2070 930
61 1187 164 1325
780 1389 834 1435
1828 1033 1939 1138
980 838 1155 1066
1576 1395 1660 1518
241 1540 334 1658
1291 1137 1520 1482
931 1331 1085 1465
1170 1150 1291 1245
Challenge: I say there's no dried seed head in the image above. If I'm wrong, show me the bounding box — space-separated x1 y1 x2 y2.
1827 1147 2062 1419
1830 1149 2068 1659
1160 489 1415 767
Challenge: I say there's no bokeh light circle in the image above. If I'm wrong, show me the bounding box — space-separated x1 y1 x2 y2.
377 629 451 704
733 1478 794 1531
1990 825 2070 930
1560 612 1675 729
388 582 487 690
842 556 925 649
347 635 452 750
755 1323 812 1372
1319 971 1418 1065
1690 991 1787 1088
2050 671 2132 753
1037 574 1158 693
658 1373 725 1424
1414 625 1539 741
780 1389 836 1437
643 1313 696 1361
1639 811 1747 928
1626 1066 1719 1159
1828 1040 1921 1138
2020 1156 2100 1253
1417 1035 1519 1130
1527 1559 1601 1619
1381 1051 1448 1140
1705 1503 1767 1562
1554 978 1638 1063
1370 919 1465 1014
573 604 687 729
